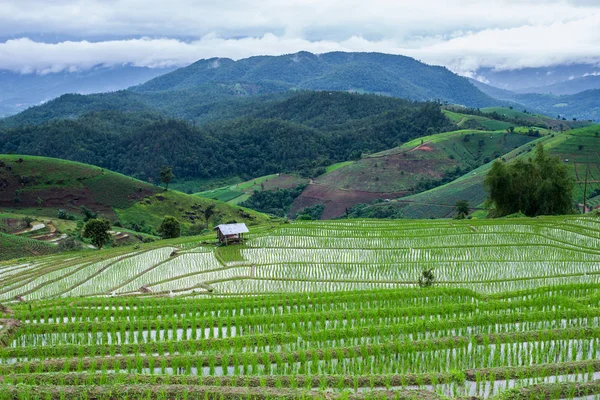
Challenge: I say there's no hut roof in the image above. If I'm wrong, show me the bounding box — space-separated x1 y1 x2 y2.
214 223 249 235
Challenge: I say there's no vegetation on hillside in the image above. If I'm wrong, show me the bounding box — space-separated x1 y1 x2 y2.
239 185 307 217
0 93 454 184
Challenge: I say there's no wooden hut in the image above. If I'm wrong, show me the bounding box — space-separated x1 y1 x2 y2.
215 223 249 245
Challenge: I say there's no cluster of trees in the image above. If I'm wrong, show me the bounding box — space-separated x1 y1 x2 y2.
484 144 574 217
239 185 307 217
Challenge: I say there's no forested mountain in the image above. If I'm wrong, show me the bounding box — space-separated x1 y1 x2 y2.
0 92 454 183
1 52 501 130
134 51 499 107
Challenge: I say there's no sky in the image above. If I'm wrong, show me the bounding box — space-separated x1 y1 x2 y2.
1 0 600 77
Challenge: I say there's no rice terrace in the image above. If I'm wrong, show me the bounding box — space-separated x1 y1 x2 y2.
1 215 600 399
2 1 600 398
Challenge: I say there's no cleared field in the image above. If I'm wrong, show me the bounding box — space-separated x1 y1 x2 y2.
198 174 309 205
1 216 600 399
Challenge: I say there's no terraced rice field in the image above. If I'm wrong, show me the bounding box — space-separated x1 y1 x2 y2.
1 216 600 399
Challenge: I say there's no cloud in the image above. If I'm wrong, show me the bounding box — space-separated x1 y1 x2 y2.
583 71 600 77
0 0 599 75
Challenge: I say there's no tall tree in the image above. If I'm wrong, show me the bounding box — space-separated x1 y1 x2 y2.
159 166 174 191
484 144 574 217
82 218 112 249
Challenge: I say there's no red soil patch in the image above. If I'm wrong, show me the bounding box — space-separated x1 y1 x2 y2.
291 184 410 219
418 146 434 151
0 172 117 218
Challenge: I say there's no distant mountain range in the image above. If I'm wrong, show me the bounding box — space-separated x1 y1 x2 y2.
515 75 600 95
0 65 176 117
470 79 600 121
472 64 600 91
2 52 599 123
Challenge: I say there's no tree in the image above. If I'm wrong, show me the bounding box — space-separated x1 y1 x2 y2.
158 216 181 239
80 205 98 222
203 204 216 227
455 200 470 219
83 218 112 249
159 166 174 191
418 269 435 288
484 143 574 217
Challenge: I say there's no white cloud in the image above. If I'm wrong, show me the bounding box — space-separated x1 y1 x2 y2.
583 71 600 76
0 0 599 75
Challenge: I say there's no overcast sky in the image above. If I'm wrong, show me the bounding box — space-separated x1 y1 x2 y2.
2 0 600 76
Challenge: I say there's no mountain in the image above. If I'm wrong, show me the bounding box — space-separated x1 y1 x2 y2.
133 51 500 108
0 65 175 118
516 75 600 95
470 79 600 122
1 52 503 129
0 92 454 189
472 64 600 91
0 154 270 233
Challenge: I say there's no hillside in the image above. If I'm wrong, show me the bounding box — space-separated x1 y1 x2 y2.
0 231 59 261
291 128 539 219
0 155 270 234
353 125 600 219
0 92 454 190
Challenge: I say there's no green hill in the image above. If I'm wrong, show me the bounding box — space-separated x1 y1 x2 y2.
354 125 600 218
0 155 270 233
291 128 540 219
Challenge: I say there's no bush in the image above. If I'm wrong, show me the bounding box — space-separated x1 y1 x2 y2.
57 237 81 252
158 216 181 239
57 209 76 221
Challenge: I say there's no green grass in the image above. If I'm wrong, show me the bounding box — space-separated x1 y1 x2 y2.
325 161 353 173
197 174 309 205
116 190 272 232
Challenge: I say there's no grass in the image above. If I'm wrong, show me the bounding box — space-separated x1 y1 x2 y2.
325 161 353 173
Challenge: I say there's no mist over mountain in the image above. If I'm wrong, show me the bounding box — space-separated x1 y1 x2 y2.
0 65 175 117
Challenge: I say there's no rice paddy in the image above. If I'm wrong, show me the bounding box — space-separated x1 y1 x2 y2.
1 215 600 399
